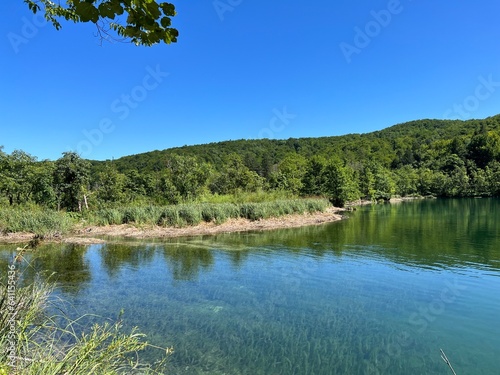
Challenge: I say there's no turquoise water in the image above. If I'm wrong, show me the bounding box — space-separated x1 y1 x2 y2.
1 198 500 374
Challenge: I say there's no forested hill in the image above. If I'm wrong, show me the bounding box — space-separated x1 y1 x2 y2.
109 115 500 173
2 115 500 211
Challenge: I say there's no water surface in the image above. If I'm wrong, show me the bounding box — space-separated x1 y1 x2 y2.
1 198 499 374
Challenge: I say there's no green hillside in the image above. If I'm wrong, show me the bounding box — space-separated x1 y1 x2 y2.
2 115 500 213
108 115 500 173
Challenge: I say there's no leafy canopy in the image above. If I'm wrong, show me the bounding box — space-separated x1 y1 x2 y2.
24 0 178 46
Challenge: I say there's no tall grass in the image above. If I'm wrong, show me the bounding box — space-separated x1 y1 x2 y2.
91 198 331 227
0 255 170 374
0 198 332 235
200 203 240 224
0 208 73 238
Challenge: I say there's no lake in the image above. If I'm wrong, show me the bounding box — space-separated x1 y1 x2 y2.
1 198 499 374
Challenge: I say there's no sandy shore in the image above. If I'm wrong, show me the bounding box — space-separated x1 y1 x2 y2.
0 207 346 245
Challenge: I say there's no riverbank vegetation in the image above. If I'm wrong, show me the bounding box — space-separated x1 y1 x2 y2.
1 115 500 235
0 257 170 374
0 198 331 238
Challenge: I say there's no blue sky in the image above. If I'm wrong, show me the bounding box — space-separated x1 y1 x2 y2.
1 0 500 161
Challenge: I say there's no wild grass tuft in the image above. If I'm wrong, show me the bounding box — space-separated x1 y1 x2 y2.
200 203 240 224
177 205 203 226
158 206 182 227
0 255 171 374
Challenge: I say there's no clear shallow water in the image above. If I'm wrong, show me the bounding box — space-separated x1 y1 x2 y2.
2 198 500 374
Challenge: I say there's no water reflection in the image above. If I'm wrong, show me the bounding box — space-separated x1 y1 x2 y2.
0 243 92 294
162 246 214 280
1 199 499 291
99 243 156 276
1 199 499 374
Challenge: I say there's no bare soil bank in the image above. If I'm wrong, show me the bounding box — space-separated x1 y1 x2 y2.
1 207 345 245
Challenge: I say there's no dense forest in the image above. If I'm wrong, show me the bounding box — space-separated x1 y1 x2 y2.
2 115 500 211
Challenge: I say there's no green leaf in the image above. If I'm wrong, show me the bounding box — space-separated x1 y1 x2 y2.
160 2 175 16
145 2 161 19
98 2 116 19
108 0 124 16
160 16 171 28
75 2 99 22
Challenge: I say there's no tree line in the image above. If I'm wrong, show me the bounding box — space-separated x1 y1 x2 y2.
1 115 500 211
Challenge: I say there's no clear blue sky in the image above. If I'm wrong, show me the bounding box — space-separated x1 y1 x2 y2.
1 0 500 161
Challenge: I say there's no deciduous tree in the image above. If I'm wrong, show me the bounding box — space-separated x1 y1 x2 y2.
53 152 91 211
24 0 178 46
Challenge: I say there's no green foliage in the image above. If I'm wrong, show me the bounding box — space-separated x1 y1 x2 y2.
158 206 181 227
165 155 212 201
239 199 329 221
486 161 500 195
89 208 124 226
324 159 360 207
2 115 500 215
177 204 203 226
371 164 395 200
93 164 127 204
394 166 419 197
197 189 295 204
467 130 500 168
53 152 91 212
0 150 40 206
122 206 162 224
301 156 328 196
209 153 265 195
273 153 308 195
0 207 73 237
24 0 178 46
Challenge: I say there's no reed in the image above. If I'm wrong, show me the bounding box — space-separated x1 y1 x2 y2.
94 198 330 226
0 198 331 235
0 208 73 237
0 256 171 374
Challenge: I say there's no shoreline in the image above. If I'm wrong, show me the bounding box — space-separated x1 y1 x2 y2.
0 207 346 245
0 196 425 246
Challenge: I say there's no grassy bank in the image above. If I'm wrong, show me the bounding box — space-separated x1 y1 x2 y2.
0 198 332 238
87 198 331 227
0 208 74 237
0 256 170 374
